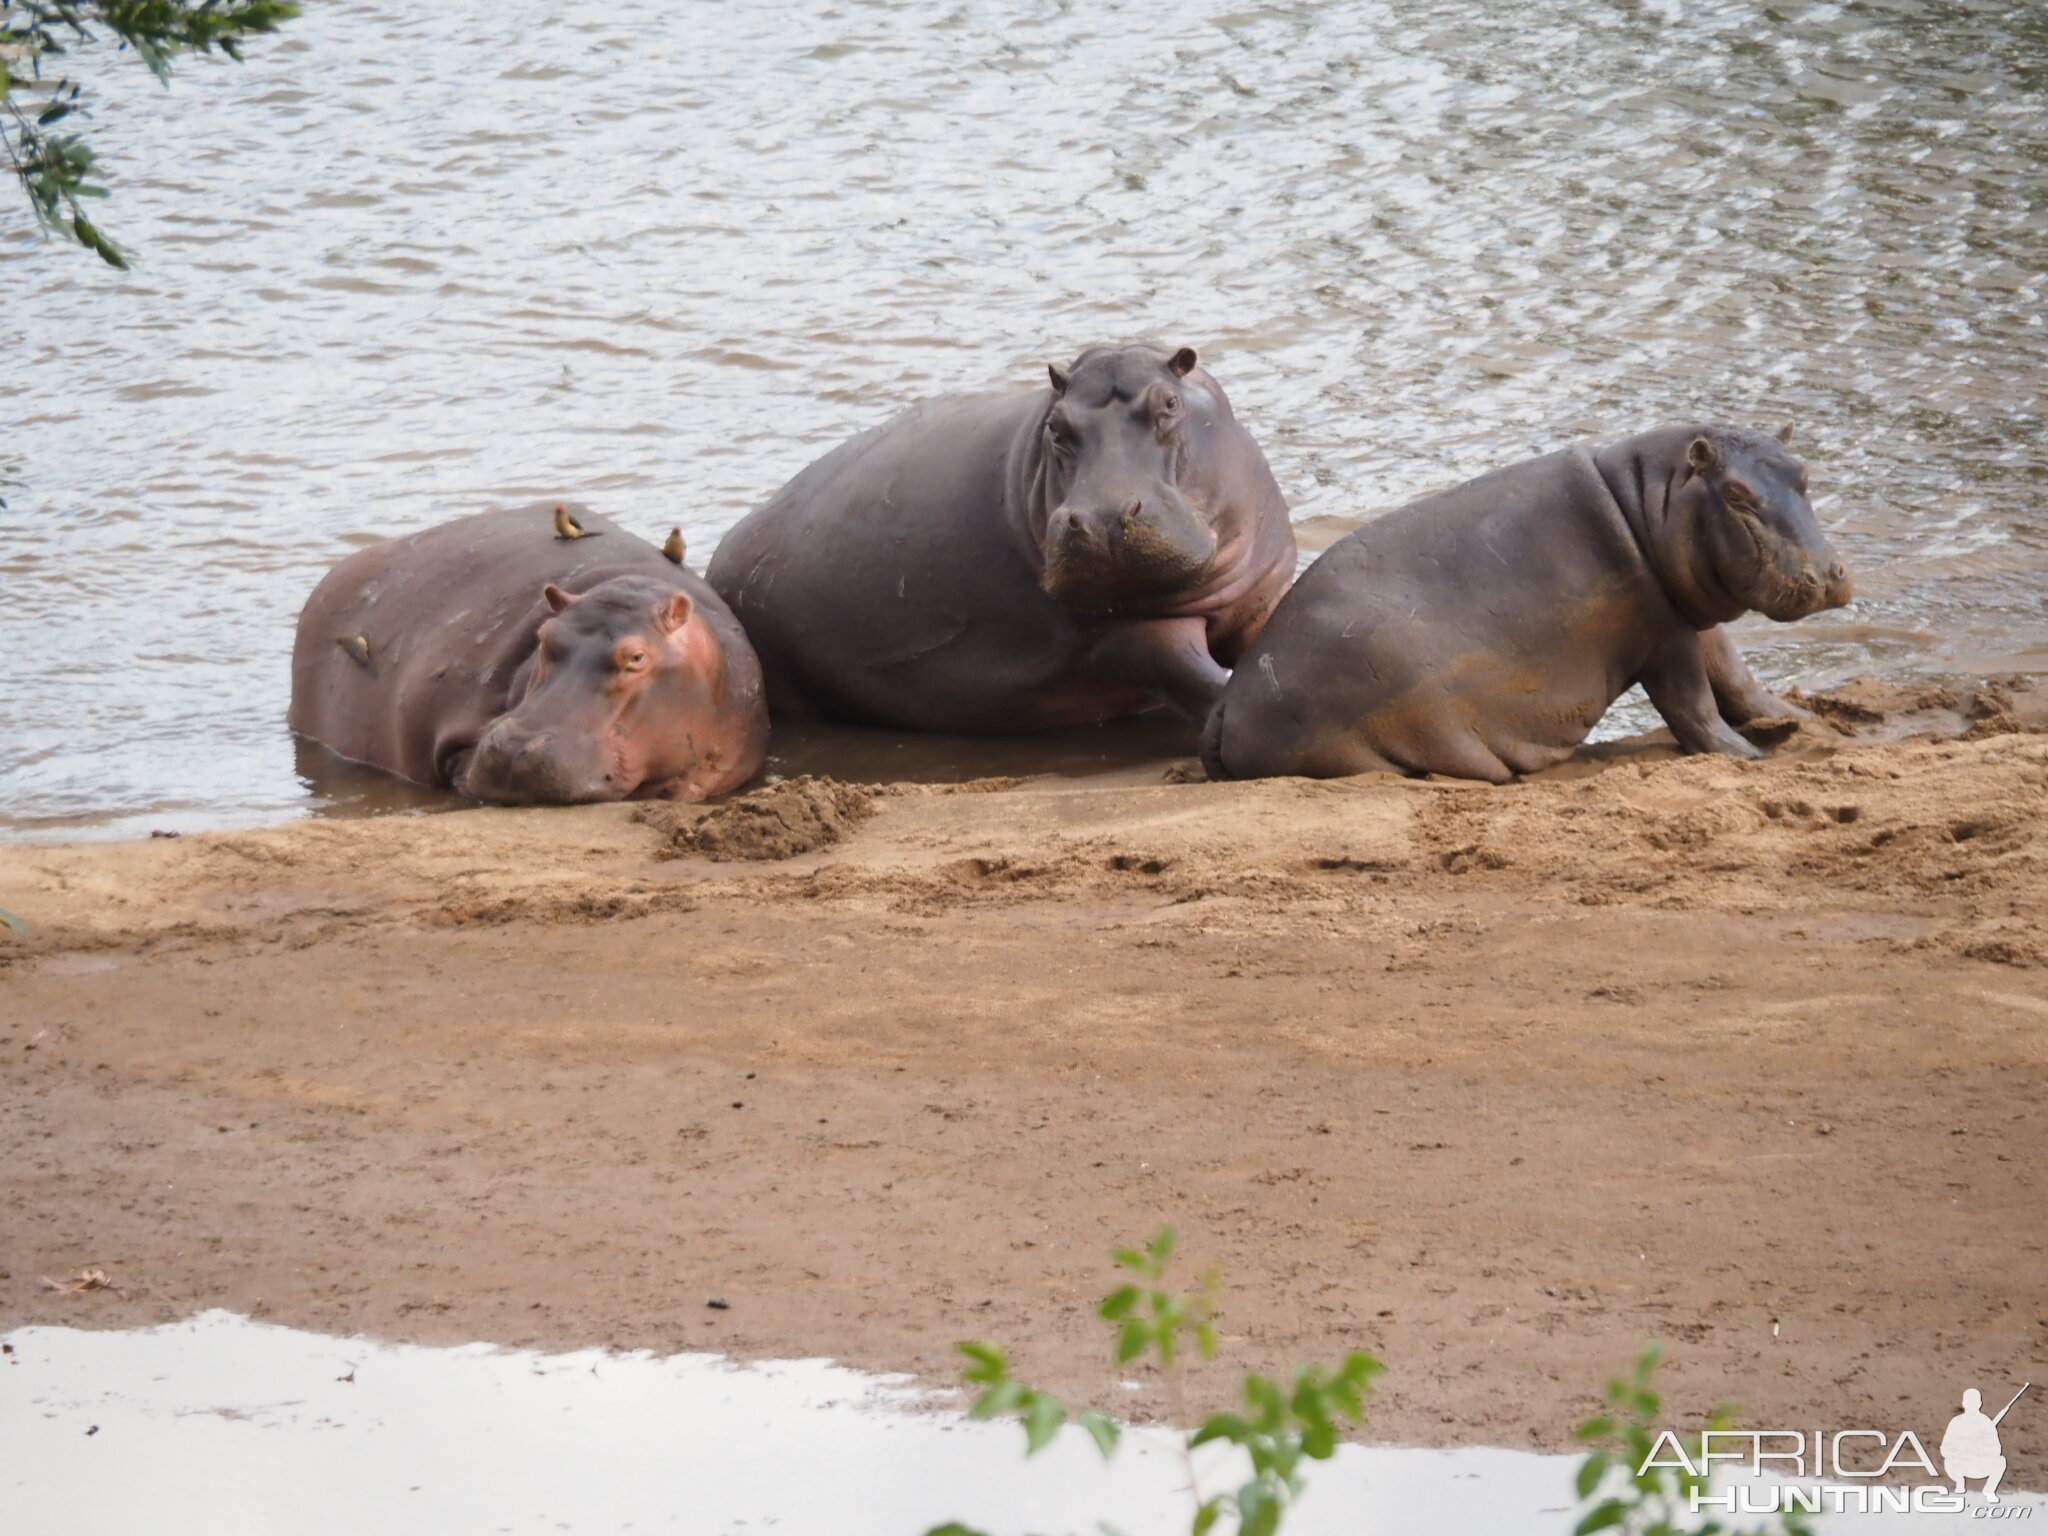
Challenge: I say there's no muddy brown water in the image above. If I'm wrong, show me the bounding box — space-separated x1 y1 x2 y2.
2 0 2044 838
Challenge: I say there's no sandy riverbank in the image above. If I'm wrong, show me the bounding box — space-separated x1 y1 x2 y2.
2 679 2044 1478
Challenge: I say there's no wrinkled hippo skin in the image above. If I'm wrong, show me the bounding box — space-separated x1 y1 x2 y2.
706 345 1296 733
1203 424 1853 783
290 503 768 804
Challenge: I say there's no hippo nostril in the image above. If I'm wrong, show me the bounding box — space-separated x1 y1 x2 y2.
1122 498 1144 523
1827 562 1847 584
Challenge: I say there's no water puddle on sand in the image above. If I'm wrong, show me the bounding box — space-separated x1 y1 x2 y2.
5 1314 2041 1534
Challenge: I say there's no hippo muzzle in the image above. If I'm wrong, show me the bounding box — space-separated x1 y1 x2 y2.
1738 513 1854 623
462 715 631 804
1040 487 1217 613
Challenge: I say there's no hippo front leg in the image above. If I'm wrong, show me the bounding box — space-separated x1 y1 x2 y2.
1699 625 1809 726
1091 617 1229 725
1638 629 1763 760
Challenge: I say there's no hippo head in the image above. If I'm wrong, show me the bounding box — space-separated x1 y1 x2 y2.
462 576 727 805
1036 345 1219 613
1666 426 1853 624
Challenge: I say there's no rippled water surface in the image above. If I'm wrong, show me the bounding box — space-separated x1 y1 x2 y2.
4 0 2044 835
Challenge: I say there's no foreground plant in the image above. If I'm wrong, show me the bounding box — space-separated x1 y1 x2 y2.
1573 1344 1812 1536
926 1232 1817 1536
3 0 298 266
927 1227 1383 1536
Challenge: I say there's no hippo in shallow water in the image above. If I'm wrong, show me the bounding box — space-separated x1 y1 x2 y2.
1202 424 1853 783
290 503 767 803
705 345 1296 733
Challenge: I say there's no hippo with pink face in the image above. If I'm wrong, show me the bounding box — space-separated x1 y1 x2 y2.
290 503 767 804
706 345 1297 732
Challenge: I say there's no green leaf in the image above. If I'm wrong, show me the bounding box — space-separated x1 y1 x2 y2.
71 214 129 269
0 907 28 935
1147 1226 1176 1268
1111 1246 1146 1273
1244 1375 1284 1420
1574 1498 1627 1534
1342 1351 1385 1388
1632 1343 1661 1384
1302 1421 1337 1459
1191 1413 1249 1448
1098 1285 1140 1321
968 1380 1025 1419
1191 1500 1224 1536
1022 1392 1065 1455
1115 1317 1149 1365
1575 1416 1616 1442
1237 1478 1280 1536
1574 1453 1609 1499
924 1525 992 1536
1078 1410 1120 1460
956 1340 1005 1377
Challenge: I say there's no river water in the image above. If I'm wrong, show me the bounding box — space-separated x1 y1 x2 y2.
3 0 2044 837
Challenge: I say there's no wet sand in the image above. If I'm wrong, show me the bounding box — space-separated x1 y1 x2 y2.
3 682 2044 1482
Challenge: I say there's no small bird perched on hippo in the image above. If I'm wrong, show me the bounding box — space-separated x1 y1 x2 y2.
290 503 767 804
707 344 1298 734
1202 424 1852 783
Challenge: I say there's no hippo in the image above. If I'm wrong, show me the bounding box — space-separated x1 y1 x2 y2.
1201 424 1852 783
289 503 768 803
705 345 1296 733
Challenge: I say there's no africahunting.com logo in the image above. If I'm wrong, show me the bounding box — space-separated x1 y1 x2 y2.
1643 1382 2032 1517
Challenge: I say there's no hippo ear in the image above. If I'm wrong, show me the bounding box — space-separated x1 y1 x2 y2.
656 591 694 634
1686 436 1719 474
1168 346 1199 378
542 583 577 613
1777 421 1795 446
1047 362 1069 395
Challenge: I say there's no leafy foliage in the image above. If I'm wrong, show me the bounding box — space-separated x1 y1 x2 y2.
1572 1344 1812 1536
930 1227 1383 1536
2 0 298 266
931 1238 1807 1536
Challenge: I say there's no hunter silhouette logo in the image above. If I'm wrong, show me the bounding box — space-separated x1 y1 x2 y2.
1943 1384 2030 1503
1641 1379 2035 1516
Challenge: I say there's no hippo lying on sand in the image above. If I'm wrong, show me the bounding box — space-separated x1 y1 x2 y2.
290 503 767 803
1202 425 1852 783
706 345 1296 733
